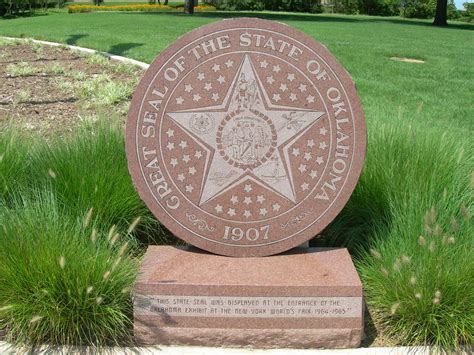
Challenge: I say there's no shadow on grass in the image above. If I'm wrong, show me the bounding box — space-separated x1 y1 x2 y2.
108 42 144 56
125 11 474 31
1 10 49 20
309 183 393 256
65 33 88 45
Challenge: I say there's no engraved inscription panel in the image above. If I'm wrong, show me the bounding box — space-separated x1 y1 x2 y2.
126 18 366 256
135 295 363 319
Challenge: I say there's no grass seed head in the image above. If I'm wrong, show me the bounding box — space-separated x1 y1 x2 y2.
418 235 426 246
370 248 382 259
448 236 455 244
107 224 116 241
0 305 13 312
410 276 417 285
429 241 436 252
48 169 56 179
83 207 93 227
424 208 437 225
103 270 111 280
109 233 119 246
121 287 131 294
112 257 121 270
90 228 97 244
381 267 389 277
415 292 422 300
30 315 43 324
401 255 411 264
460 204 470 220
433 298 440 305
86 286 94 294
435 290 442 299
424 225 432 235
393 259 401 272
451 217 459 232
96 296 103 304
442 235 448 245
118 241 129 257
433 224 441 236
390 302 400 315
127 216 141 234
59 256 66 269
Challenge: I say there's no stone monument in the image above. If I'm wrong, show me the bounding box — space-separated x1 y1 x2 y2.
126 18 366 348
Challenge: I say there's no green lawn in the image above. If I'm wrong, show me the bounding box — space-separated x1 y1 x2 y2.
1 10 473 349
1 11 473 134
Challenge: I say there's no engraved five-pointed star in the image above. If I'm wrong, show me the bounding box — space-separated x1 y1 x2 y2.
167 55 325 206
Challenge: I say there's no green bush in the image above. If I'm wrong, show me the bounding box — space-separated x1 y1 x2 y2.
0 189 139 346
211 0 323 13
0 0 65 16
463 1 474 21
402 0 436 18
358 0 395 15
333 0 359 14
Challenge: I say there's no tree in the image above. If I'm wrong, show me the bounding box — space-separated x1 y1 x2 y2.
433 0 448 26
184 0 194 14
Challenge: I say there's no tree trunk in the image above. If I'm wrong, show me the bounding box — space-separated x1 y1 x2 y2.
184 0 194 14
433 0 448 26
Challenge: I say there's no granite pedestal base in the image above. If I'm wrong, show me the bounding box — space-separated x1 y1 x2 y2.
133 246 364 349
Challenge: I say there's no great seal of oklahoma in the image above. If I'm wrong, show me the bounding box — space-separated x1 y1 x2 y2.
126 18 366 257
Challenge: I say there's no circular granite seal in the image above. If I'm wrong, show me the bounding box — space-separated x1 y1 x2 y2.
126 18 366 257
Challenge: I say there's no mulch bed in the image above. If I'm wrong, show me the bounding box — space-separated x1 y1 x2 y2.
0 42 144 138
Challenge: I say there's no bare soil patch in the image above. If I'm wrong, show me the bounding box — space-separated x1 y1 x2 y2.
0 40 144 138
389 56 425 64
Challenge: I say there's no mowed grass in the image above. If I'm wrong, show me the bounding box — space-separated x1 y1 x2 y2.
1 11 473 134
0 10 473 349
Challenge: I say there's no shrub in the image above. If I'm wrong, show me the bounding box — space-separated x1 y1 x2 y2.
333 0 360 14
0 189 139 346
211 0 323 13
67 4 216 13
463 1 474 21
1 0 65 17
358 0 395 15
402 0 436 18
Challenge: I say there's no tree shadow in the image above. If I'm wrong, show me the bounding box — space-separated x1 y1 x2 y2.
361 300 379 347
65 34 88 46
127 11 473 31
1 11 49 20
108 42 144 56
309 179 393 256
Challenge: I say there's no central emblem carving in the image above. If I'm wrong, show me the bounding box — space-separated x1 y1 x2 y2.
167 54 325 206
217 109 277 169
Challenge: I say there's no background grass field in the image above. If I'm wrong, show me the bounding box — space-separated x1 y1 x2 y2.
1 10 473 350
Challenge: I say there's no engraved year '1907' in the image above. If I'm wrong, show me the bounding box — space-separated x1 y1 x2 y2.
222 225 270 242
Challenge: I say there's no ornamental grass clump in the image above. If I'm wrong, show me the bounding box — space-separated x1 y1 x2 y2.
26 120 171 244
349 116 473 350
0 190 139 346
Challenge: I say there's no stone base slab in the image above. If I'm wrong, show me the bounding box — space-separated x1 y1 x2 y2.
133 246 364 349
